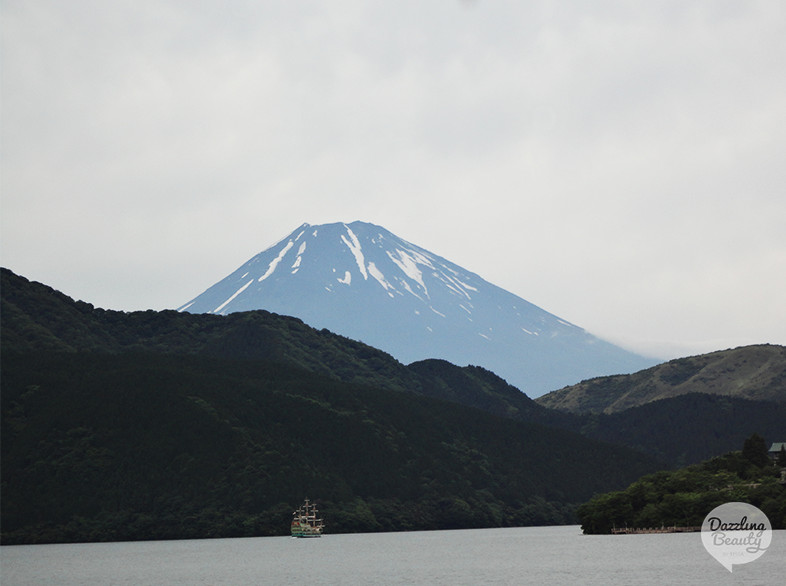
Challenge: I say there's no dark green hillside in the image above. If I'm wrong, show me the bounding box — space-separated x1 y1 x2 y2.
408 359 573 427
1 269 421 394
1 269 117 353
577 436 786 534
581 393 786 466
1 351 662 544
0 268 567 425
3 267 782 473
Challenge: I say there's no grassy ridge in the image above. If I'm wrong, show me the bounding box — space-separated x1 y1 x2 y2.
536 346 786 414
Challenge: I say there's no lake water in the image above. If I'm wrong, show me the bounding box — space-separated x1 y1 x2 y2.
2 526 784 585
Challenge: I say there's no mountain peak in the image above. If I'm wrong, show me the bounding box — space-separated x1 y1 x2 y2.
178 221 654 396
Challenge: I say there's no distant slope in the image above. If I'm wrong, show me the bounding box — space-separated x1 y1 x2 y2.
177 221 654 396
535 345 786 414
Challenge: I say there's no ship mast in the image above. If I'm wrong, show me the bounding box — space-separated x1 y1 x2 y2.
291 497 323 536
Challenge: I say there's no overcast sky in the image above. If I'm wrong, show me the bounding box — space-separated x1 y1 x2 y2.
3 1 785 360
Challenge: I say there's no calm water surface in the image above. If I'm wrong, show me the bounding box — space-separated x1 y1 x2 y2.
2 526 784 585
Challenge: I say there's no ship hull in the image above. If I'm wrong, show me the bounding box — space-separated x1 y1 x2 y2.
291 522 322 538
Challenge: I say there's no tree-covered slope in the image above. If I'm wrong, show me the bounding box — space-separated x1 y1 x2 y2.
535 345 786 414
1 268 421 394
576 435 786 534
1 351 662 544
580 393 786 467
3 267 782 471
1 268 577 428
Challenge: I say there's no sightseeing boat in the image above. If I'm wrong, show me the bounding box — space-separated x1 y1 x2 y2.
291 498 324 537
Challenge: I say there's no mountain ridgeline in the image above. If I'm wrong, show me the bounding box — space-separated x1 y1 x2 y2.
177 221 655 396
6 267 782 466
2 268 659 544
536 345 786 414
2 268 784 544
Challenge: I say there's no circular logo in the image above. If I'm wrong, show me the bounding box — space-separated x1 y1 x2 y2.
701 502 772 572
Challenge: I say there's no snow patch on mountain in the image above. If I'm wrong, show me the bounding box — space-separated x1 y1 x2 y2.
341 225 368 280
368 262 394 296
215 279 253 313
387 249 429 297
259 241 293 282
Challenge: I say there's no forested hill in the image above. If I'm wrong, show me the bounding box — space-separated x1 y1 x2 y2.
2 268 666 544
535 345 786 415
1 268 550 424
2 351 664 545
577 435 786 534
578 393 786 467
3 267 783 470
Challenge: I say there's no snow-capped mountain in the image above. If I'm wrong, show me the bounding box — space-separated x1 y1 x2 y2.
178 221 654 396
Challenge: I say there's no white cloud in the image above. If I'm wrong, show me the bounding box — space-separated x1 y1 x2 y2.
2 0 785 359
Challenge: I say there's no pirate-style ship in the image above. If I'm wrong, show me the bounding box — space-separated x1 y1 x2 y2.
291 498 324 537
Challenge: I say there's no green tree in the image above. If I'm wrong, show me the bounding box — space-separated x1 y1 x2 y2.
742 433 770 468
